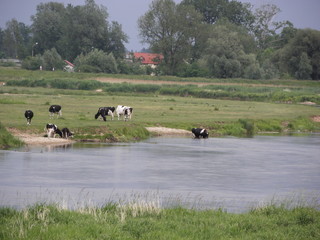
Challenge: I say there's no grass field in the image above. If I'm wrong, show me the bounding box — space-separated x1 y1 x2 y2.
0 67 320 145
1 202 319 240
1 67 320 238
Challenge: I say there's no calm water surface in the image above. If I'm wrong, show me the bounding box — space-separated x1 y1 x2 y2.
0 135 319 212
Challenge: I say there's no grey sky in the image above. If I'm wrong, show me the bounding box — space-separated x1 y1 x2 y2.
0 0 319 51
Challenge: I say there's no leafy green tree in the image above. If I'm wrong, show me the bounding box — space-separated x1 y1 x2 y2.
198 21 258 78
295 52 312 80
138 0 203 75
275 29 320 80
181 0 255 29
108 21 128 59
2 19 31 58
31 0 127 62
42 48 64 70
74 49 118 73
252 4 291 49
31 2 65 54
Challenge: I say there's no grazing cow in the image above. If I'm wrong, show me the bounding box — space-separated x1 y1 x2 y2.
95 107 115 121
49 105 62 118
24 110 34 125
61 128 73 139
116 105 133 121
192 128 209 139
45 123 62 138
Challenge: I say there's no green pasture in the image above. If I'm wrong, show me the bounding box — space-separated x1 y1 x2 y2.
0 85 319 137
0 67 320 144
1 202 320 240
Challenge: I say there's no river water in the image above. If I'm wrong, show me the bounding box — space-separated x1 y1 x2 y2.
0 135 319 212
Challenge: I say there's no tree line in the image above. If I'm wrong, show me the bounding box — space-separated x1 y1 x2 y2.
0 0 319 80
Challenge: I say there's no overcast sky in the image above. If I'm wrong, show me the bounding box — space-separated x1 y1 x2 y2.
0 0 319 51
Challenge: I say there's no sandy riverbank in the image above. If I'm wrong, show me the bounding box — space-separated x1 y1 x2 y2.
10 127 192 146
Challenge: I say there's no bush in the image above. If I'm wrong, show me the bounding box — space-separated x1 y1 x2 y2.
42 48 64 71
74 50 119 74
22 56 43 70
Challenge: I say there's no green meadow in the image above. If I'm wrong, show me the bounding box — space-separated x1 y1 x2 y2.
0 67 320 146
1 202 320 240
1 67 320 238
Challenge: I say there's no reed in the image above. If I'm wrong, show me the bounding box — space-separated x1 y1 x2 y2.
1 194 319 240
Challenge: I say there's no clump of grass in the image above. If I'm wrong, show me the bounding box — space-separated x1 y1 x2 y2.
0 122 24 149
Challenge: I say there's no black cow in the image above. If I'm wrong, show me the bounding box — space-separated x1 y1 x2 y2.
49 105 62 118
192 128 209 139
61 128 73 139
45 123 62 138
95 107 115 121
24 110 34 125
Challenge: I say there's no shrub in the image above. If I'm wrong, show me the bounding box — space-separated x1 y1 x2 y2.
74 50 119 74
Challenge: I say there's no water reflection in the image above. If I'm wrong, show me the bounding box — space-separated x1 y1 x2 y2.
0 135 319 212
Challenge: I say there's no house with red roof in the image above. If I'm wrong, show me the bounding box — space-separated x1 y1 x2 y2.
133 52 163 69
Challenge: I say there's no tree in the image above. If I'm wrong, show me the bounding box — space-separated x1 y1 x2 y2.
42 48 64 70
31 0 127 61
31 2 65 54
74 49 118 73
198 21 259 78
138 0 203 75
295 52 312 80
2 19 31 58
108 21 128 59
181 0 255 29
275 29 320 80
252 4 290 49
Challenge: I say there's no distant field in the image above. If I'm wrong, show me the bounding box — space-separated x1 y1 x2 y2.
0 67 320 140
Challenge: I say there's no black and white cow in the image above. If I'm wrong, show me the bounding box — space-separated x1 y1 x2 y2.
24 110 34 125
192 128 209 139
116 105 133 121
95 107 115 121
45 123 62 138
49 105 62 118
61 128 73 139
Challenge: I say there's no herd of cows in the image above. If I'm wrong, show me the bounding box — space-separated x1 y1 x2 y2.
24 104 209 139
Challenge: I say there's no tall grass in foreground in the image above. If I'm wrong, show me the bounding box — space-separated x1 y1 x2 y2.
1 195 319 240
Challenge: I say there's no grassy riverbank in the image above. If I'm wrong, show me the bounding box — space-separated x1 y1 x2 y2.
0 67 320 148
0 122 24 149
1 202 319 240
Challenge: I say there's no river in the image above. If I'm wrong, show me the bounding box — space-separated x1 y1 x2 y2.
0 135 319 212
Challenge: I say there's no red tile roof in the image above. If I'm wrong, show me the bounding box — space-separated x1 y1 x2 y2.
133 53 163 65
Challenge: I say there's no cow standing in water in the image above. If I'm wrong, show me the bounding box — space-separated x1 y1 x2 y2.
95 107 115 121
24 110 34 125
49 105 62 118
192 128 209 139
